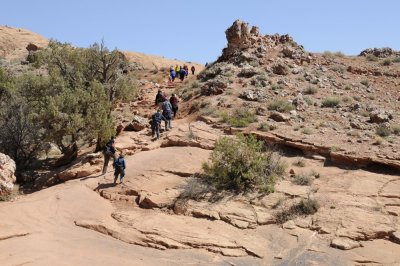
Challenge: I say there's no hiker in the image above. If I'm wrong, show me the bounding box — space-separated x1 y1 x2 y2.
151 109 166 139
191 65 195 75
162 98 173 130
169 67 176 82
113 153 126 184
174 64 180 75
102 136 116 175
205 62 208 67
155 90 164 108
170 93 179 118
183 65 189 77
179 66 186 81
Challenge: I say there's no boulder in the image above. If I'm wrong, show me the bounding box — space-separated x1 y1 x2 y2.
124 115 148 131
330 238 361 250
369 110 393 123
0 153 16 195
201 77 228 96
269 111 290 122
292 94 308 111
239 89 267 102
272 63 289 75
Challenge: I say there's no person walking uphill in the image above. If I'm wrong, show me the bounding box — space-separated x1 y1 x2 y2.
113 153 126 184
151 109 166 139
183 65 189 77
170 93 179 117
169 67 176 82
191 65 195 75
102 136 116 175
162 99 173 130
179 66 186 81
155 90 164 108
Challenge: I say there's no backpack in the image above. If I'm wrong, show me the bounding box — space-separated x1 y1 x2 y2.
103 143 113 156
114 157 125 171
162 101 172 113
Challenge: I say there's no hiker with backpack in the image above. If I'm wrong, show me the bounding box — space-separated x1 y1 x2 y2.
102 136 116 175
113 153 126 184
155 90 164 108
183 65 189 77
191 65 195 75
170 93 179 118
169 66 176 82
162 98 173 130
179 66 186 81
151 109 166 139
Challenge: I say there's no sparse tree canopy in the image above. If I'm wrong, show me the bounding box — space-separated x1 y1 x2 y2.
0 40 138 168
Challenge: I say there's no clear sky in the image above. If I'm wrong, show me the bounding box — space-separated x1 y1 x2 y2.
2 0 400 64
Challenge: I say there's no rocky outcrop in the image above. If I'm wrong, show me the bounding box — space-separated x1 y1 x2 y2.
369 109 393 123
220 20 252 61
201 77 228 96
124 115 148 131
57 152 103 181
0 153 16 195
359 47 400 58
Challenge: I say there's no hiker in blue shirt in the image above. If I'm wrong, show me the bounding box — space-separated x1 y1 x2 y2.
151 109 166 139
113 154 126 184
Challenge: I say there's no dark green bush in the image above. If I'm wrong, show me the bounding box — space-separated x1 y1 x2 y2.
202 135 286 193
275 198 320 224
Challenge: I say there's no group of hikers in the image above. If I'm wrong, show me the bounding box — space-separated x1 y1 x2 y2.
169 64 196 82
102 83 183 183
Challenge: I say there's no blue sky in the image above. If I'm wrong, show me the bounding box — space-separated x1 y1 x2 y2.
2 0 400 63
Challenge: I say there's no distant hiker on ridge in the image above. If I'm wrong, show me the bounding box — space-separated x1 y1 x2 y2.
113 153 126 184
102 136 116 175
191 65 195 75
183 65 189 77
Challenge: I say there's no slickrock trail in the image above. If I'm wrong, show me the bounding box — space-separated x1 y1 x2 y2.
1 20 400 265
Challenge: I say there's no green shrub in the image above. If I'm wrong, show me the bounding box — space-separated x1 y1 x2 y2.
202 135 286 192
321 97 341 108
303 86 318 95
342 96 352 103
258 122 270 132
302 128 313 135
293 173 313 186
366 54 379 62
322 51 334 58
360 79 370 87
334 51 345 57
376 126 391 137
382 59 392 66
392 124 400 135
220 108 257 127
393 57 400 63
268 99 295 113
331 65 346 73
275 198 320 224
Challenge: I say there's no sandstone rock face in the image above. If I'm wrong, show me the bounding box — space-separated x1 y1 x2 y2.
0 153 16 195
222 20 251 60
